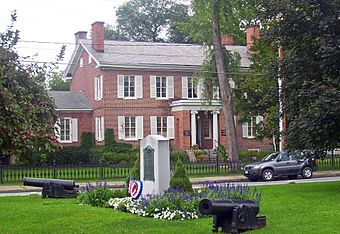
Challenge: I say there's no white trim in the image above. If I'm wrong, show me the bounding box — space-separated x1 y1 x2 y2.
135 75 143 98
71 118 78 142
117 75 124 98
136 116 144 139
150 116 157 135
167 76 174 98
182 76 188 98
167 116 175 139
150 76 156 98
118 116 125 140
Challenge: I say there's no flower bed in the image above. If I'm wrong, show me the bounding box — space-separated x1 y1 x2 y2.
103 184 262 221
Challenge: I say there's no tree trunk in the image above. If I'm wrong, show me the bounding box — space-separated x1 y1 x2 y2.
211 0 239 163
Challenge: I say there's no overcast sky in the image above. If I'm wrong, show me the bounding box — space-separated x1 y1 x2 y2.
0 0 129 69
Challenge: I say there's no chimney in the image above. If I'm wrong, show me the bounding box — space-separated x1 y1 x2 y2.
221 34 234 45
245 25 260 52
91 21 104 52
75 31 87 43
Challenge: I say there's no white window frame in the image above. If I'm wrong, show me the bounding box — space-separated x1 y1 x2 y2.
156 76 167 98
80 57 83 67
55 118 78 143
118 116 143 140
95 116 104 141
117 75 142 99
150 76 174 99
242 116 263 139
203 118 212 139
94 75 103 101
150 116 175 139
88 54 92 64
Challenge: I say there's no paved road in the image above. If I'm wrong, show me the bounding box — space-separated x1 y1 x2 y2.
193 176 340 189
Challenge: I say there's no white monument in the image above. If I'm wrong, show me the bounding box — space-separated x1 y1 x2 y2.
140 135 170 196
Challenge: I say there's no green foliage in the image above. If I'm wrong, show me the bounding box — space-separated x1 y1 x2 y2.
48 71 70 91
170 160 193 193
47 147 88 165
102 151 137 165
126 154 140 188
105 0 191 43
0 12 61 158
80 132 95 150
242 0 340 151
78 186 114 207
170 151 189 164
104 129 115 150
238 150 273 162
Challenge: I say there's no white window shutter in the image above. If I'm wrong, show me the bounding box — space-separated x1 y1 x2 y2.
136 116 144 139
150 76 156 98
95 117 99 141
94 77 98 100
242 122 248 138
71 118 78 142
182 76 188 98
118 116 125 140
197 80 204 99
99 75 103 100
100 117 105 141
117 75 124 98
256 115 264 124
135 75 143 98
167 76 174 98
167 116 175 139
150 116 157 135
54 118 61 142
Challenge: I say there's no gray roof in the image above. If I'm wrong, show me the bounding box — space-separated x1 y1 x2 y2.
48 91 92 111
65 39 251 78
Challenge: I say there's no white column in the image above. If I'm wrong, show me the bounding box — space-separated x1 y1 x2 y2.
213 110 220 148
190 110 198 146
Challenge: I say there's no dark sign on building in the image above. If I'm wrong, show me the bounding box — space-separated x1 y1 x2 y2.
143 145 155 181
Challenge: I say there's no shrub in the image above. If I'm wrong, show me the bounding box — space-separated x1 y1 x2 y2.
125 154 140 188
88 146 105 164
79 186 114 207
80 132 95 150
102 151 136 165
238 150 273 162
170 160 193 193
46 147 88 165
170 151 189 164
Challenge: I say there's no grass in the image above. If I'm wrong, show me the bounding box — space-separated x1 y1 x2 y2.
1 182 340 233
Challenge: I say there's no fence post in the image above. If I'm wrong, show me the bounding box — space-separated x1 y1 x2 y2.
100 160 104 180
331 151 335 170
53 160 56 179
216 151 219 175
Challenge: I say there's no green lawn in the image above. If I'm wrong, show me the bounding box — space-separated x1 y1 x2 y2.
0 182 339 234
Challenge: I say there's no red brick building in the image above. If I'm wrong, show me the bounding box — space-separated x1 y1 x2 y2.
50 22 272 151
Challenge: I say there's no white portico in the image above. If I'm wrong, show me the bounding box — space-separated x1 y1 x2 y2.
170 100 222 149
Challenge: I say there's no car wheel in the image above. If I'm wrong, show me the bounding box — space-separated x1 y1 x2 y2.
288 175 298 180
302 167 313 179
262 169 274 181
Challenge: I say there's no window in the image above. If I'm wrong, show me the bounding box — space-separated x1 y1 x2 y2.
150 116 174 139
94 76 103 100
95 117 104 141
124 75 135 97
242 116 264 138
60 118 71 142
118 116 143 140
125 117 136 139
150 76 174 99
156 117 168 137
88 55 92 64
117 75 143 98
80 57 83 67
203 118 212 139
55 118 78 143
187 77 197 98
156 76 167 98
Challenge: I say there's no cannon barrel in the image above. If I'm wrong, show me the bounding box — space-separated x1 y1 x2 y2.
23 177 78 190
199 199 259 216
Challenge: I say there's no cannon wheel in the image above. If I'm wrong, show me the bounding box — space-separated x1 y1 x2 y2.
262 169 274 181
301 167 313 179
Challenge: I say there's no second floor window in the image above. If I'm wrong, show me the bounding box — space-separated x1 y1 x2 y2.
242 116 264 138
187 77 197 98
156 76 167 98
124 75 135 97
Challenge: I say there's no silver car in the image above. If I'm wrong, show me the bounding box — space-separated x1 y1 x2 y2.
243 151 317 181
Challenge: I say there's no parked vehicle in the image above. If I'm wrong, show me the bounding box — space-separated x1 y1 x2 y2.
243 150 318 181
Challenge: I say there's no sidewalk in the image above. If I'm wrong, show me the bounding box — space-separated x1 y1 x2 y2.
1 170 340 194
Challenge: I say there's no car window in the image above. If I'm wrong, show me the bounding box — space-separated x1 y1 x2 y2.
262 152 279 162
278 152 290 161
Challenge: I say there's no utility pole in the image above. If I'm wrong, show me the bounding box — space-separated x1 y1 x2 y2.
278 45 286 152
211 0 239 162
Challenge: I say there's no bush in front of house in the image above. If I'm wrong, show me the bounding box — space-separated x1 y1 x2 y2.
169 160 193 193
238 150 273 163
170 151 190 164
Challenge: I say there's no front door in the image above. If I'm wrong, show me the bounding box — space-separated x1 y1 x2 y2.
197 111 213 149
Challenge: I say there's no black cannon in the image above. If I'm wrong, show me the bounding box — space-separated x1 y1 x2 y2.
23 177 79 198
199 199 266 233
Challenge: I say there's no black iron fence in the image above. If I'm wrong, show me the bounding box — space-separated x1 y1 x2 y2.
0 160 244 184
317 155 340 170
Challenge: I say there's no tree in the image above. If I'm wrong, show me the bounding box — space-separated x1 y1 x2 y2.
236 0 340 151
169 160 193 193
105 0 191 43
48 71 70 91
0 12 59 161
210 0 239 162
